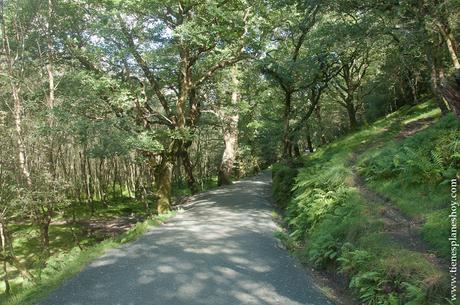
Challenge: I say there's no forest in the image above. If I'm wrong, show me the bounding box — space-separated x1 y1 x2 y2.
0 0 459 304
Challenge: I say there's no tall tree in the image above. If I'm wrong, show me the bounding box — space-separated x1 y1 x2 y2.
218 66 241 186
54 0 260 212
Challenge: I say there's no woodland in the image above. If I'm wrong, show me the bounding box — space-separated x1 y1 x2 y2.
0 0 460 304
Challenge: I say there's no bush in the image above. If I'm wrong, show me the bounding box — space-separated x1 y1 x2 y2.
272 161 301 208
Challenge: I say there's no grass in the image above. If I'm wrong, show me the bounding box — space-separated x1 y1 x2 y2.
272 101 454 304
172 176 219 197
0 196 154 299
0 212 175 305
358 110 460 258
0 174 221 304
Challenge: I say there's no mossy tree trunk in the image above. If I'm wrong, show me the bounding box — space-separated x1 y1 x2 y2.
180 141 198 194
346 102 358 131
218 66 240 186
218 120 239 186
155 156 173 214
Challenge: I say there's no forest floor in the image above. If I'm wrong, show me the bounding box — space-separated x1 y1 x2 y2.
35 172 335 305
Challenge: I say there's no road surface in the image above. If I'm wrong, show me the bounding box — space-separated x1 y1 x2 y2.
37 172 334 305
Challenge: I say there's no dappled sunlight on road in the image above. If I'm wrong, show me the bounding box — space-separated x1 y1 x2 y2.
37 172 332 305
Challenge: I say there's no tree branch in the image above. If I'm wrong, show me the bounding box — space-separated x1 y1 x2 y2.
118 16 172 119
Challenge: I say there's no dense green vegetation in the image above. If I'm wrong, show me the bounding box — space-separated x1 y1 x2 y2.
273 102 459 304
0 0 459 304
359 112 460 258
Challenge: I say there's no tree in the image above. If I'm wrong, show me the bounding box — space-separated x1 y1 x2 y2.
54 0 260 212
217 66 241 186
261 1 320 158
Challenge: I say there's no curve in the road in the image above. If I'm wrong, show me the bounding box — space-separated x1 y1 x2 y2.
37 172 334 305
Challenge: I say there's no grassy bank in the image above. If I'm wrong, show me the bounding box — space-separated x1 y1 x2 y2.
272 101 457 305
0 212 174 305
0 173 222 305
358 113 459 258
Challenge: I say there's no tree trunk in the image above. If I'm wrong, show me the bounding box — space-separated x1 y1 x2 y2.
2 23 32 187
180 141 198 194
315 104 327 145
441 70 460 119
306 125 314 153
46 0 56 177
282 91 292 159
218 66 240 186
293 142 301 157
346 102 358 130
156 155 172 214
0 221 11 295
41 216 51 257
424 25 450 115
218 118 238 186
435 19 460 69
430 64 450 115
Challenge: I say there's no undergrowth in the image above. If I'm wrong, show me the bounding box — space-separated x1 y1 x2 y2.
0 212 175 305
358 113 460 258
272 102 453 305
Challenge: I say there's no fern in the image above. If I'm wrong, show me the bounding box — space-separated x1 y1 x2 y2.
402 282 427 305
338 247 373 276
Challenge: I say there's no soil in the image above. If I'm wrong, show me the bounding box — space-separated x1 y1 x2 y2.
395 117 435 139
53 216 145 238
80 216 145 237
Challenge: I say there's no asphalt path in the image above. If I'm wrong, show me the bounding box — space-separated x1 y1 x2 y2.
37 171 334 305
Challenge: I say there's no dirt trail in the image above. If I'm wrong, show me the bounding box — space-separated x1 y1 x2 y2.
395 117 435 139
347 118 443 267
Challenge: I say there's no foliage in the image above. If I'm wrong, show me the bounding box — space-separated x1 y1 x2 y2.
272 102 451 304
359 114 460 186
271 161 301 208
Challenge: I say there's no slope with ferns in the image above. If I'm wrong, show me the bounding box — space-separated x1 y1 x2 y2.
273 101 459 305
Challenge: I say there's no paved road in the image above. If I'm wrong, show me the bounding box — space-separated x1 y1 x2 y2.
38 172 334 305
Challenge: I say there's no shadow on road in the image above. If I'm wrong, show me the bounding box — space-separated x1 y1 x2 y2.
38 172 333 305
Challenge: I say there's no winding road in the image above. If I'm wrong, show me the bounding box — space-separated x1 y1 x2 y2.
37 172 334 305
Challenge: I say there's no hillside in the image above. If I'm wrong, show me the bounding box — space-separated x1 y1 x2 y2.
273 101 460 305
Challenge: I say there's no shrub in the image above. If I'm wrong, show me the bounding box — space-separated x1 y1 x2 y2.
272 162 301 208
306 199 366 267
